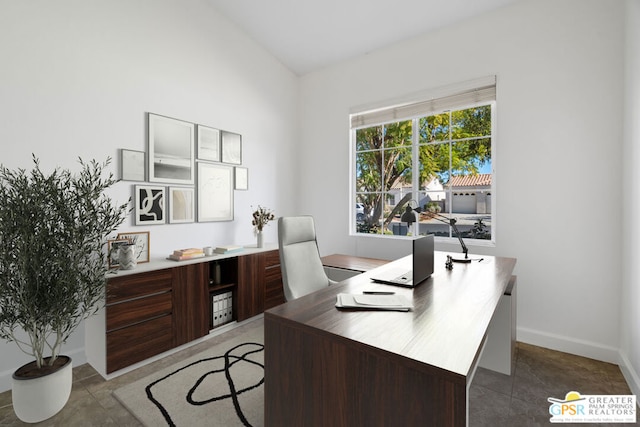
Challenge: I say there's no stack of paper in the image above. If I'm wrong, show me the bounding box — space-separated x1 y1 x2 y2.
335 293 413 311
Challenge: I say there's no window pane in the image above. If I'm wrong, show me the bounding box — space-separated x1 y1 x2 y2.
418 143 449 191
451 138 491 176
419 113 450 143
356 193 381 234
355 151 382 193
450 105 492 138
356 126 383 151
415 191 445 236
448 153 492 241
383 121 412 148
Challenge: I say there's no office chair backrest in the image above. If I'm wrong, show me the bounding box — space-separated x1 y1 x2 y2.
278 216 336 301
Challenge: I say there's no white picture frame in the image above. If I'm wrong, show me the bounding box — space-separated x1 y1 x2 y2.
148 113 195 184
135 185 166 225
197 163 234 222
197 125 220 162
235 167 248 190
120 149 145 181
221 130 242 165
168 187 195 223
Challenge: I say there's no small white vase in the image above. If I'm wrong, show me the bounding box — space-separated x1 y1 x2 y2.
12 356 73 423
118 244 137 270
257 231 264 248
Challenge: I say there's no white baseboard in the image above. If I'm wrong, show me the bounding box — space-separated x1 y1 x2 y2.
618 351 640 402
0 348 86 395
517 326 620 364
518 326 640 401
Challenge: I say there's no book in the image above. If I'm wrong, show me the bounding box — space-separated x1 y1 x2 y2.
214 245 244 254
173 248 205 256
167 253 205 261
335 293 413 312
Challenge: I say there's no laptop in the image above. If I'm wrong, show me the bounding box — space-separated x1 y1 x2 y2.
370 235 434 287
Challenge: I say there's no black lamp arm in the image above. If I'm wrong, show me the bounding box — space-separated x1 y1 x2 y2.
420 210 470 262
448 218 469 260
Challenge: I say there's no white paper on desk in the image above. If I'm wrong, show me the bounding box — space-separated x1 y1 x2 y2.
335 293 413 311
353 295 406 306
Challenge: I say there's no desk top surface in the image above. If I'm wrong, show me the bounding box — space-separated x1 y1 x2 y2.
266 251 516 381
321 254 389 272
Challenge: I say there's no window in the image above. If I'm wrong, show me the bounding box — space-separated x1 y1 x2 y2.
351 77 495 243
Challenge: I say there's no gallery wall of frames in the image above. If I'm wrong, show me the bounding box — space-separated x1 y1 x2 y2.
120 113 249 227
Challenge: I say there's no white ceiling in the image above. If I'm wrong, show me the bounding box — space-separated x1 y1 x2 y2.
206 0 522 75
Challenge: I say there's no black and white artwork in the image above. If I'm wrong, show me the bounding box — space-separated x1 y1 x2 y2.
135 185 166 225
221 131 242 165
148 113 195 184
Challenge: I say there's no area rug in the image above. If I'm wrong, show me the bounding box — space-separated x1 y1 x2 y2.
113 324 264 427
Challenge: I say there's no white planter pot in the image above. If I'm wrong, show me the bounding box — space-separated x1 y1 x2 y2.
12 356 72 423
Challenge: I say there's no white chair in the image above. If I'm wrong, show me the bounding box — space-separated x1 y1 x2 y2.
278 216 337 301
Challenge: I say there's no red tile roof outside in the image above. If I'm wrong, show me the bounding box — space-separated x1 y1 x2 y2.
447 174 492 187
390 173 492 189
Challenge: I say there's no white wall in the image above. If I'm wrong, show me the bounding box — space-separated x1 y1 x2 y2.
0 0 298 392
0 0 637 398
299 0 629 372
621 0 640 398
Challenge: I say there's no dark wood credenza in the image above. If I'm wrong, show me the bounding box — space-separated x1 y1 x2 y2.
102 248 284 374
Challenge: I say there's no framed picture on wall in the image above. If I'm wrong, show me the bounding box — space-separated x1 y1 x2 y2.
116 231 150 263
135 185 166 225
197 163 234 222
120 149 145 181
148 113 195 184
235 167 248 190
221 130 242 165
168 186 195 223
197 125 220 162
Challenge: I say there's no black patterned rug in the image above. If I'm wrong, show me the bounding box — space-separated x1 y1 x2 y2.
113 323 264 426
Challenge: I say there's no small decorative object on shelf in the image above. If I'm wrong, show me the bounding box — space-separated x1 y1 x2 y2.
118 243 137 270
252 205 275 248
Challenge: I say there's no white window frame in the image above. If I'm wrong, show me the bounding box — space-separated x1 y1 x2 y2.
349 77 497 246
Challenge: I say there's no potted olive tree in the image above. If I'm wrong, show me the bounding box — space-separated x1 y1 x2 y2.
0 155 128 423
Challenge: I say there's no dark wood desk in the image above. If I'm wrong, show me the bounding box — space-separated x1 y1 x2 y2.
321 253 389 273
264 251 517 427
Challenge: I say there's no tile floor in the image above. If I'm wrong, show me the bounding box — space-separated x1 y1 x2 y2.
0 318 636 426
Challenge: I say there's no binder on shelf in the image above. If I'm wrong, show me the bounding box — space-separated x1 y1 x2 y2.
211 290 234 329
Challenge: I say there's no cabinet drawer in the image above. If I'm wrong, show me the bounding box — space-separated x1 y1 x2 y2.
264 250 281 268
107 269 173 304
106 292 172 332
106 314 173 373
265 264 282 282
265 269 284 309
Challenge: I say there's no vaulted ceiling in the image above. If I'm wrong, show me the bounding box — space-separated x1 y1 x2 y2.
206 0 523 75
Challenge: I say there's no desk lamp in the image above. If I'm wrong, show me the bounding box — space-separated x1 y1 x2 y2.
400 205 417 233
402 205 471 263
